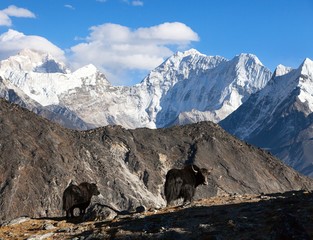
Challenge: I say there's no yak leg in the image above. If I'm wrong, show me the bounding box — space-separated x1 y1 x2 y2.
80 207 86 216
181 184 195 206
79 201 90 216
69 206 76 218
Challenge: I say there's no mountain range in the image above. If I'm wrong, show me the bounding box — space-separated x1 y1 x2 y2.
1 49 313 177
0 48 271 129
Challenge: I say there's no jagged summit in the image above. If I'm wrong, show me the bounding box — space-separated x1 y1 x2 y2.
0 48 70 74
73 63 100 77
176 48 204 56
272 64 293 78
161 49 227 72
299 57 313 76
232 53 264 67
168 49 212 63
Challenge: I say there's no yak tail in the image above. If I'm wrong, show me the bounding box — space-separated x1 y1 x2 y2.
165 176 183 204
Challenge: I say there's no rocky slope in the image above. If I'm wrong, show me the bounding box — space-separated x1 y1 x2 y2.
1 98 313 223
220 58 313 177
1 190 312 239
0 48 271 129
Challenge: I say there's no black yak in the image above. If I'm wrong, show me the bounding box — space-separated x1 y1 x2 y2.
164 164 210 206
62 182 100 218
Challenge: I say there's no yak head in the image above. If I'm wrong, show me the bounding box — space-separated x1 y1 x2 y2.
191 165 211 186
89 183 100 196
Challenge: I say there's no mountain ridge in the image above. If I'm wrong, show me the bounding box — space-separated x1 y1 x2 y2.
1 98 313 222
2 49 313 177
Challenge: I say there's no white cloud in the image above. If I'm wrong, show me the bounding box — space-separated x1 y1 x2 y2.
64 4 75 10
0 12 11 26
136 22 199 43
122 0 144 6
0 29 65 62
69 22 199 85
0 5 35 26
131 1 144 6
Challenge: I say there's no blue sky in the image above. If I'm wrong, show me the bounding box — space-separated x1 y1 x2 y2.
0 0 313 85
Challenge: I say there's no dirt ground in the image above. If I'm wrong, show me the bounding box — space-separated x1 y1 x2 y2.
1 190 313 240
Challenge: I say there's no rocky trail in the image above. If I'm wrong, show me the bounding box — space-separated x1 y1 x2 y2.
1 190 313 240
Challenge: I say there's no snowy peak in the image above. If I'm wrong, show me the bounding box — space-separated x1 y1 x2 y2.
295 58 313 112
0 50 112 107
163 49 227 71
175 48 204 57
73 64 98 77
141 49 227 89
224 53 271 92
299 58 313 77
0 49 70 74
232 53 264 67
273 64 293 78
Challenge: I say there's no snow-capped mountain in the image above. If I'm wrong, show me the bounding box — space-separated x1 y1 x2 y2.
0 49 70 74
153 52 271 127
220 58 313 177
0 74 94 130
0 48 271 129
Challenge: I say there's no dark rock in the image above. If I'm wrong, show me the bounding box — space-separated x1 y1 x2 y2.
135 206 146 213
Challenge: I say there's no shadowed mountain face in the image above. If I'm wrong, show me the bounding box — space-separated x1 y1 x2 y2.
1 98 313 222
220 59 313 177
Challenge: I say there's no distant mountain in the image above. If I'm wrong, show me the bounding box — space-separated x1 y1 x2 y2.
220 58 313 177
0 48 272 129
1 98 312 222
153 51 271 127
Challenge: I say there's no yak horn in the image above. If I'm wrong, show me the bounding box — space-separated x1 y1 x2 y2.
191 165 198 173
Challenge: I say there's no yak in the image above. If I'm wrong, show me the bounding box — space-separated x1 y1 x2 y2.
164 164 210 206
62 182 100 218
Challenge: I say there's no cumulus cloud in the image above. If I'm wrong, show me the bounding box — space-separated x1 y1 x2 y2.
0 12 11 26
69 22 199 85
0 29 65 61
0 5 35 26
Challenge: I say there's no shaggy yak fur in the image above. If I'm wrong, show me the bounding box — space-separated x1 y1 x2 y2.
164 164 209 206
62 182 100 218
